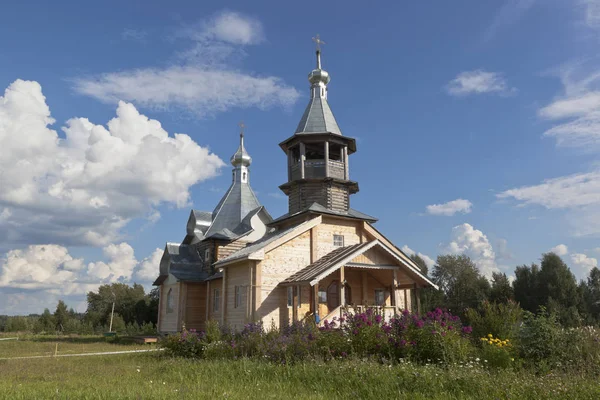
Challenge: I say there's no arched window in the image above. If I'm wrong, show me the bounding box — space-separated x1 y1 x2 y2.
166 288 174 314
242 172 247 182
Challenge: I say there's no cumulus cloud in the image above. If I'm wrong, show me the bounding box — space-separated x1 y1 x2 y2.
550 244 569 256
446 70 515 96
443 223 500 278
0 79 224 248
0 243 161 314
426 199 473 216
570 253 598 278
73 11 299 117
401 245 436 270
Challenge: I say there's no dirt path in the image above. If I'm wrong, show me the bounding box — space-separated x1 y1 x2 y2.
0 348 163 360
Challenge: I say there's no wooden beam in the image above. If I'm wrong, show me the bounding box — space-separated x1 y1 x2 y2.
340 266 346 307
299 142 306 179
392 269 399 309
361 270 368 305
221 270 227 326
206 280 211 324
324 141 330 177
343 145 348 180
157 285 163 332
403 289 408 311
415 288 421 315
313 284 319 322
292 286 298 322
254 261 261 317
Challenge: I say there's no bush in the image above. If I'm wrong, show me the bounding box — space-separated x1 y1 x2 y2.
162 328 206 358
479 334 515 369
465 301 522 342
515 309 561 371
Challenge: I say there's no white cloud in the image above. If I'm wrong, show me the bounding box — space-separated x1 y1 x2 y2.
484 0 537 41
401 245 436 270
570 253 598 278
446 70 515 96
497 171 600 209
550 244 569 256
134 248 163 282
204 11 264 45
73 11 298 118
0 243 161 314
73 67 299 118
426 199 473 216
121 28 147 42
0 79 224 248
539 64 600 148
582 0 600 29
443 223 500 278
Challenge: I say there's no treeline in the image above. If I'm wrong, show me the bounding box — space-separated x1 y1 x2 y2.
0 283 158 334
413 252 600 327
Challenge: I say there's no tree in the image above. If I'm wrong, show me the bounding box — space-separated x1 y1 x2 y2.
513 253 581 327
490 272 514 304
578 267 600 325
410 254 429 276
54 300 70 331
513 263 541 312
432 255 490 315
86 283 156 327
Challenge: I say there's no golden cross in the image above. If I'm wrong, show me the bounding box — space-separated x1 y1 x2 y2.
238 121 246 136
312 34 326 51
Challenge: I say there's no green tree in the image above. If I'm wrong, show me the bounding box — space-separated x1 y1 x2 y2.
410 254 429 276
432 255 490 315
54 300 70 331
513 263 541 312
86 283 156 328
538 253 581 327
580 267 600 325
490 272 514 304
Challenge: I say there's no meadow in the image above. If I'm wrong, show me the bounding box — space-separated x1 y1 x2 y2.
1 335 600 399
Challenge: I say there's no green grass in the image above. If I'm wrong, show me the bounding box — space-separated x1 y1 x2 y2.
0 335 156 358
1 337 599 399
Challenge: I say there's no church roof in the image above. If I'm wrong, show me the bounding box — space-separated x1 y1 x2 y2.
204 182 262 239
269 202 378 225
214 216 322 267
295 96 342 135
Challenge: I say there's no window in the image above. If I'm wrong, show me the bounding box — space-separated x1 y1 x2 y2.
242 171 247 182
166 288 174 314
375 289 385 306
204 248 211 263
287 286 293 307
235 286 241 308
213 288 220 312
333 234 344 247
318 289 327 303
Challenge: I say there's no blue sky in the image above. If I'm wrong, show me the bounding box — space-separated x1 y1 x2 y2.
2 0 600 314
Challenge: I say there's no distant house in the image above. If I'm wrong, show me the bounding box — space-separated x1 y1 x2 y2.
153 46 436 333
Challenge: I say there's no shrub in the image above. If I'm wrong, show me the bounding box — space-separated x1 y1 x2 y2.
515 309 561 371
161 328 205 358
479 334 515 369
465 301 522 342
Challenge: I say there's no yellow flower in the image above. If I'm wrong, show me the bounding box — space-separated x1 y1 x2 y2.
488 334 493 338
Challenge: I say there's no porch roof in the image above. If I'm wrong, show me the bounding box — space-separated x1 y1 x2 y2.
282 241 377 285
281 239 439 289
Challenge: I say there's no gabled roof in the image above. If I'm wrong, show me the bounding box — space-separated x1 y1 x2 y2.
295 96 342 135
283 242 375 285
214 216 322 267
282 239 438 289
165 243 200 264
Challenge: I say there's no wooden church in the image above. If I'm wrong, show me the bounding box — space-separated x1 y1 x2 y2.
154 42 437 333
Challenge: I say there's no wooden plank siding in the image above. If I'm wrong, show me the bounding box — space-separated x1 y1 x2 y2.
226 263 250 331
207 278 223 322
258 230 312 329
184 283 206 331
315 217 362 260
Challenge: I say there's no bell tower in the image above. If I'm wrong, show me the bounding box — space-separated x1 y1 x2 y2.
279 35 358 214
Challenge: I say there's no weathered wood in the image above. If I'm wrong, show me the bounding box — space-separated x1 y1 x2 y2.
340 265 346 307
221 269 227 326
392 270 399 308
324 141 330 177
300 142 306 179
205 280 211 323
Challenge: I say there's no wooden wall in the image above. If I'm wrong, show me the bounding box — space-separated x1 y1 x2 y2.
226 264 250 331
184 283 206 331
258 230 312 328
315 217 361 260
207 278 223 322
159 279 180 333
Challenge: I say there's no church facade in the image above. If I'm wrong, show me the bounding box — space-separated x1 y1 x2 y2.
154 45 437 333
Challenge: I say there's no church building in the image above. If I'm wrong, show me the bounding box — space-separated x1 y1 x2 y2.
153 42 437 333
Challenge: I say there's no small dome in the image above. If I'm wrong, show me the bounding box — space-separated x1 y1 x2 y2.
231 135 252 167
308 68 330 85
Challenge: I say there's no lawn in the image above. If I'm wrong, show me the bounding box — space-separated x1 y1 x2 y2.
1 336 599 399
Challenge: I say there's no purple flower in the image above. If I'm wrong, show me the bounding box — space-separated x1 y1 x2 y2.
462 326 473 334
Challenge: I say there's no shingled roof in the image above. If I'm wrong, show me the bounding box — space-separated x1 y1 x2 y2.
295 96 342 135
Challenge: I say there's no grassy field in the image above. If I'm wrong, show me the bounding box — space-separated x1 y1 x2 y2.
0 335 157 358
1 336 599 399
